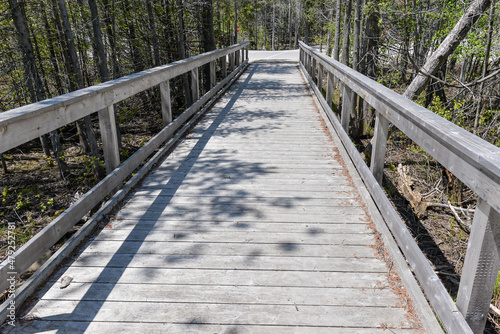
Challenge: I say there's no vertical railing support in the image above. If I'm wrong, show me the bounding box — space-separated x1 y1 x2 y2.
318 64 323 93
326 72 334 109
210 61 216 88
457 199 500 333
341 86 353 131
191 67 199 103
222 55 227 78
312 58 317 84
370 112 390 184
245 46 249 60
229 53 235 72
160 80 172 126
98 105 120 174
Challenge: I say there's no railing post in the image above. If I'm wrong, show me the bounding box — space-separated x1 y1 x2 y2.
245 45 249 60
222 55 227 78
370 112 389 184
456 199 500 333
98 105 120 174
312 58 317 84
341 86 353 131
210 61 216 88
160 80 172 126
229 53 234 72
235 50 240 67
318 64 323 93
191 67 199 102
326 72 334 109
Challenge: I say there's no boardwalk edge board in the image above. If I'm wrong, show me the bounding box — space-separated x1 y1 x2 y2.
0 44 250 325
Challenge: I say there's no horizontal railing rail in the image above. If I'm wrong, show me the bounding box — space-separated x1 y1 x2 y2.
0 41 250 323
300 41 500 334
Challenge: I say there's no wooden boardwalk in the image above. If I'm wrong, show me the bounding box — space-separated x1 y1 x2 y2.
8 62 439 333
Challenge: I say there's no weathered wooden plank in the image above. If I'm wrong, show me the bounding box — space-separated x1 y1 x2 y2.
105 220 368 232
341 85 353 131
5 321 421 334
117 203 365 218
132 189 359 200
92 230 375 245
191 67 199 103
318 63 323 93
326 72 334 108
72 253 387 272
125 194 359 206
114 209 365 222
24 300 412 328
370 112 390 184
39 283 397 307
82 240 376 257
137 183 356 193
49 266 388 288
98 105 121 174
210 60 216 88
159 80 172 126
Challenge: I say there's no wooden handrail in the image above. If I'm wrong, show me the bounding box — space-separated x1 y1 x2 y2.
0 41 250 320
0 42 249 155
300 41 500 333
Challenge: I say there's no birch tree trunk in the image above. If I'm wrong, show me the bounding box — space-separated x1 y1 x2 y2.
404 0 493 100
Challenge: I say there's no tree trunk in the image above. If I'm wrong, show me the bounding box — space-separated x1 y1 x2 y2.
364 4 380 79
272 1 276 50
58 0 104 179
341 0 352 66
234 0 238 44
333 0 342 61
404 0 492 100
41 1 64 95
147 0 160 67
352 0 363 138
200 0 216 92
288 0 293 49
1 155 8 174
122 0 143 73
101 0 120 79
176 0 192 107
326 3 334 56
473 0 495 134
88 0 108 82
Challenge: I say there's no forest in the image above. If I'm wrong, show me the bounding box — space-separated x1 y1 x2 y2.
0 0 500 331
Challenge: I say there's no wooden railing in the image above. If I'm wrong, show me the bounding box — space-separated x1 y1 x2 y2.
0 41 250 322
300 41 500 334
